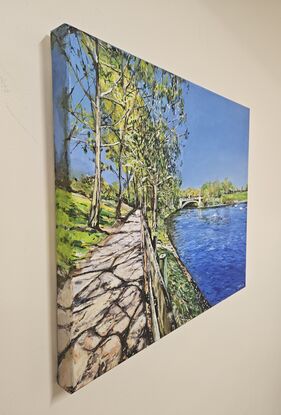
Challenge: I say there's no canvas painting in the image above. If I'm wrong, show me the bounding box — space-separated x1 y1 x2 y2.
51 24 249 393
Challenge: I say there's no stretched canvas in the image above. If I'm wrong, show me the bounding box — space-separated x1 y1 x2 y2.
51 23 249 393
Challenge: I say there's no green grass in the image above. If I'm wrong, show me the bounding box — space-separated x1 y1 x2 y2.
56 188 125 282
221 191 247 204
56 187 209 324
157 221 208 326
158 246 208 326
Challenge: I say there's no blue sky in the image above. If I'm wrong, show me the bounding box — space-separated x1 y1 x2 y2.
180 82 249 189
67 80 249 189
53 34 249 190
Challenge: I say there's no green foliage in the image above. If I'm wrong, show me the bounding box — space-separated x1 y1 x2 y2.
201 178 236 203
180 187 200 198
157 220 208 325
53 28 188 230
221 191 247 204
101 180 119 202
71 176 119 202
201 180 247 206
56 188 117 281
180 180 247 207
158 246 207 326
70 176 93 198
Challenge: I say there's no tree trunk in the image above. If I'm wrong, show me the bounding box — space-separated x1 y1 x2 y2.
116 134 123 219
89 40 101 228
152 182 158 250
58 87 70 189
133 175 139 207
143 186 147 217
126 169 131 205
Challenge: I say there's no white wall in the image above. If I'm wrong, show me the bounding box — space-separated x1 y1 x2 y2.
1 1 281 414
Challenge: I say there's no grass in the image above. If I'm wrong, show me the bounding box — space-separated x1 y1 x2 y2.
56 187 209 324
202 191 248 207
158 246 208 326
157 222 208 326
221 191 247 204
56 188 129 283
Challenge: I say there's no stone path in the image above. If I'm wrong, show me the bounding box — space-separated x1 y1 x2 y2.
57 210 151 393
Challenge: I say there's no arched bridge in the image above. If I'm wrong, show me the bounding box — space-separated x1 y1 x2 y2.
178 196 203 209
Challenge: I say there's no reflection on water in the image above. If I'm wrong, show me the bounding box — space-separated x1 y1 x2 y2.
197 210 231 225
168 203 247 306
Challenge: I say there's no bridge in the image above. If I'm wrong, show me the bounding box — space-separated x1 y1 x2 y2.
178 195 203 209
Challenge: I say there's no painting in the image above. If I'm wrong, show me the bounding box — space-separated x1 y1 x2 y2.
51 23 249 393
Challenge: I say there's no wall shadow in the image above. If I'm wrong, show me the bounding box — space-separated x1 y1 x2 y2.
39 35 67 403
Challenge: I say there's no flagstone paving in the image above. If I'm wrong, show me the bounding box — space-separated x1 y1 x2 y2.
57 210 150 392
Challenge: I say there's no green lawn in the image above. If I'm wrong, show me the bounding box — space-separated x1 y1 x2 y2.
56 188 128 283
221 191 247 204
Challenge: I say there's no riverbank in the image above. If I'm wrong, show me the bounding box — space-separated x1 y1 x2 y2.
200 190 248 209
157 198 247 316
167 203 247 306
199 199 247 209
157 224 209 326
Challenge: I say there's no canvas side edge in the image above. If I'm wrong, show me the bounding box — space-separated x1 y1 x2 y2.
51 28 75 394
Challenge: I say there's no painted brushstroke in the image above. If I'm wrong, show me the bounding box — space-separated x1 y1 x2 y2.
51 23 249 393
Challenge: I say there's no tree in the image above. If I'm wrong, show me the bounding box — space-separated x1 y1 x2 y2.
52 28 123 227
52 27 188 244
139 68 187 245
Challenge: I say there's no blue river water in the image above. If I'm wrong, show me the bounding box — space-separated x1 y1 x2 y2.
168 204 247 306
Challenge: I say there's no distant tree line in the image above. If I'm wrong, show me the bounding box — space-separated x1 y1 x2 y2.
180 179 248 205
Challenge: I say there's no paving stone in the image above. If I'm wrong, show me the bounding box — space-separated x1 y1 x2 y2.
58 210 150 392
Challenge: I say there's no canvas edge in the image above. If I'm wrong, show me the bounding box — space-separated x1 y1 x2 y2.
51 25 75 393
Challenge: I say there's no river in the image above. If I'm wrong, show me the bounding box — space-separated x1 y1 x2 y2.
168 203 247 306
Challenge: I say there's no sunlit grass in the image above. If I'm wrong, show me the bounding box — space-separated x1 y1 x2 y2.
56 188 124 280
221 191 247 204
